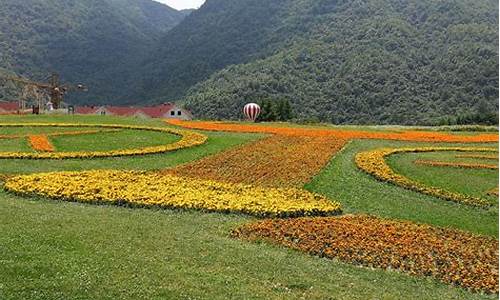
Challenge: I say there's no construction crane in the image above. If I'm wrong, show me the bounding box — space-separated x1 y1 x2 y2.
0 73 87 111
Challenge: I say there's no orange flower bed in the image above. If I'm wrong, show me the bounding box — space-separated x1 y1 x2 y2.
167 135 347 187
28 135 54 152
232 215 499 293
414 160 498 170
167 120 499 143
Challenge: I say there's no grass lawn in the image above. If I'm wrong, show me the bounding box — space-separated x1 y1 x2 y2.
0 115 497 299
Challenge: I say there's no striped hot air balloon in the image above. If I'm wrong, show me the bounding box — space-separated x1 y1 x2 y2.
243 103 261 122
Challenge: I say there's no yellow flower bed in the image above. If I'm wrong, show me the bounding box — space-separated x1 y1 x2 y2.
4 170 342 217
0 123 207 159
355 147 498 207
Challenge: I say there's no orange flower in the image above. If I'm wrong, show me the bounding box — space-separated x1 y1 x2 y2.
167 120 499 143
28 135 54 152
166 135 347 187
232 215 499 293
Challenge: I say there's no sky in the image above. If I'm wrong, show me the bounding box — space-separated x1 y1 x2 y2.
155 0 206 10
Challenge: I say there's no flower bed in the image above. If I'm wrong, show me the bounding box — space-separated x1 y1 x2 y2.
487 187 499 197
168 135 347 187
414 160 498 170
232 215 498 293
0 123 207 159
4 170 342 218
355 147 497 207
167 120 499 143
28 135 54 152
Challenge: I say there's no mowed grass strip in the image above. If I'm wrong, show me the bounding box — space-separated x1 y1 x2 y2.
414 160 498 170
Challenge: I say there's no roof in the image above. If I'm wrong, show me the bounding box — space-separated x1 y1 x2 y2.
106 106 141 116
75 106 100 114
140 103 175 118
75 103 190 118
0 102 19 111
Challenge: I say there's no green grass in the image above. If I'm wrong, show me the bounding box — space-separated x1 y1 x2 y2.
389 151 498 201
0 137 31 152
0 126 107 135
51 129 180 152
0 192 494 300
0 115 497 299
305 139 499 237
0 116 262 176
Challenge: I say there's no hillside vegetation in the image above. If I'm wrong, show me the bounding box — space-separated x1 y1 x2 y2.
0 0 498 125
177 0 498 124
0 0 189 103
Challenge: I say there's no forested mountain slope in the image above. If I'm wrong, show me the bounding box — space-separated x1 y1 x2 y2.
0 0 189 103
143 0 497 124
1 0 497 124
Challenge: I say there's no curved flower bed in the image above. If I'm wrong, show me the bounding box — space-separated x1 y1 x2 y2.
414 160 498 170
0 123 207 159
4 170 342 218
355 147 498 207
167 120 499 143
232 215 499 293
168 135 348 187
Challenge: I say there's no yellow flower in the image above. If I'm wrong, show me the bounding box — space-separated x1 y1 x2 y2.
355 147 497 207
4 170 342 217
0 123 207 159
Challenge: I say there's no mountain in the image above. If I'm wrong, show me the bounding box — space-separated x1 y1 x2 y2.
135 0 498 125
0 0 189 103
1 0 497 125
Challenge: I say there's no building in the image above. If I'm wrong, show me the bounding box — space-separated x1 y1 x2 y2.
75 103 192 120
0 101 20 114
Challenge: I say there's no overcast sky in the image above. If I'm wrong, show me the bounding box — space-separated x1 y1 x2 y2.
155 0 206 10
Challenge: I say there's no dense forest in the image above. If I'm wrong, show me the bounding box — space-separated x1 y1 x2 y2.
178 0 499 124
0 0 498 125
0 0 190 103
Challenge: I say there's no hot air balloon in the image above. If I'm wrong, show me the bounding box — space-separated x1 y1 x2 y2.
243 103 261 122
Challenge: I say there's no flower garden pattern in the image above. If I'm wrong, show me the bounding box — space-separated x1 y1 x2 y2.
4 170 342 218
2 120 499 295
167 120 499 143
168 135 348 187
0 123 207 159
232 215 499 293
355 147 498 207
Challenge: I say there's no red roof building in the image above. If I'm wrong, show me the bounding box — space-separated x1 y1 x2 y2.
75 103 192 120
0 101 20 113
